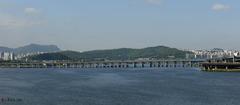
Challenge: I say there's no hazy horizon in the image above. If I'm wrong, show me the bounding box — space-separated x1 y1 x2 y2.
0 0 239 51
1 43 239 52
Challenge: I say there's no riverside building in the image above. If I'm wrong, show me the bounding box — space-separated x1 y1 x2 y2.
0 52 15 61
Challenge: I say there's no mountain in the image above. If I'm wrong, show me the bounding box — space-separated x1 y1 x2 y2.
0 47 13 52
211 48 224 52
14 44 61 54
0 44 61 54
29 46 193 61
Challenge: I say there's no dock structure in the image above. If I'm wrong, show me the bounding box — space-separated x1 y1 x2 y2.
201 62 240 71
0 59 205 69
201 56 240 71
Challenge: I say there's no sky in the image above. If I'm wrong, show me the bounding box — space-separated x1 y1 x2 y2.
0 0 239 51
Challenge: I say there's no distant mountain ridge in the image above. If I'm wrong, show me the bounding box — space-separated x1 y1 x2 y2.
0 44 61 54
29 46 193 61
0 47 12 52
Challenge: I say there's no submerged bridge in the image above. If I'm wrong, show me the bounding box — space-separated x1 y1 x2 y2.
0 59 205 69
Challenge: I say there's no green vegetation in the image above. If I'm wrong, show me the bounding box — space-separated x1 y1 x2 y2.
28 46 192 61
29 53 71 61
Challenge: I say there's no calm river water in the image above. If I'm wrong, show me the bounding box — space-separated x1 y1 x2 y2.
0 68 240 105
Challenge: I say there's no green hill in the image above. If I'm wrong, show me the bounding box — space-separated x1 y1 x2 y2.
0 44 61 54
28 46 192 61
29 52 71 61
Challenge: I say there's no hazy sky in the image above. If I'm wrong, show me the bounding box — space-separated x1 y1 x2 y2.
0 0 239 51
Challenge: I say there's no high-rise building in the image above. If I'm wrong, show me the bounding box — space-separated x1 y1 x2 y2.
0 52 2 60
0 52 15 61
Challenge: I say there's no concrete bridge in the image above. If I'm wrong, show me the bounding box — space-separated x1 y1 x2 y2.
0 59 205 69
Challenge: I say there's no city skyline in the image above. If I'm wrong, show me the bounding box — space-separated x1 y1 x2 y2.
0 0 239 51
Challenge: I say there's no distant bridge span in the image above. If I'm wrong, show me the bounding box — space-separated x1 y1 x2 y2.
0 59 206 68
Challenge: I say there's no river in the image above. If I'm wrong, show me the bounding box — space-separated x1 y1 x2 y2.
0 68 239 105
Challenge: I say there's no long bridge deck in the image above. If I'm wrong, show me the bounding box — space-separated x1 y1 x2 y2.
0 59 205 68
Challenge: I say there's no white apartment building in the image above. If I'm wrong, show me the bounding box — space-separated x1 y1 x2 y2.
0 52 15 61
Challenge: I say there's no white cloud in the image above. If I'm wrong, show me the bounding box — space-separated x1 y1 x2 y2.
0 13 43 29
24 8 39 15
212 4 230 12
145 0 162 5
0 7 44 29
